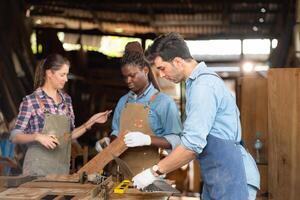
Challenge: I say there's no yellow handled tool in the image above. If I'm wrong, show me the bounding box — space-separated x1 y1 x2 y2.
114 180 130 194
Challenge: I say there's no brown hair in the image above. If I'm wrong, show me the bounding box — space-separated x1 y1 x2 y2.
121 41 160 91
34 54 70 89
145 32 193 64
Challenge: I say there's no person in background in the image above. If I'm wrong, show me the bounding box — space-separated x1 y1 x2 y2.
11 54 111 176
132 33 260 200
96 42 182 176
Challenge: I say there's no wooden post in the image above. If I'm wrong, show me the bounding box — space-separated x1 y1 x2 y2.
268 68 300 200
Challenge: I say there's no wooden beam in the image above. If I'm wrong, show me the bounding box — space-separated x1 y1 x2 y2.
77 131 128 174
268 68 300 200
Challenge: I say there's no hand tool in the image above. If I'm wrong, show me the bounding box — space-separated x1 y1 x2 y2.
113 179 130 194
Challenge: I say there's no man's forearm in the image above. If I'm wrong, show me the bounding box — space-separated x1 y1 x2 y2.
157 144 196 174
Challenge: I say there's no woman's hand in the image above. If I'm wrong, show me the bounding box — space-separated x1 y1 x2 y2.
88 110 112 126
35 133 60 150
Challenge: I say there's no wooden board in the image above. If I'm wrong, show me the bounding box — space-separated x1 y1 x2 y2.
257 164 268 198
238 75 268 163
0 187 50 200
78 131 128 174
110 187 173 200
268 68 300 200
35 174 80 183
0 175 35 187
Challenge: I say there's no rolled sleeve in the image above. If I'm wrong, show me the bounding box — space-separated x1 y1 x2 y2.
10 98 32 140
9 129 23 141
163 134 181 150
181 84 218 154
110 97 125 137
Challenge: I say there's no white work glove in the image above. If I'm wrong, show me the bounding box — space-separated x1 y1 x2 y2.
132 168 157 189
124 131 151 147
95 137 110 152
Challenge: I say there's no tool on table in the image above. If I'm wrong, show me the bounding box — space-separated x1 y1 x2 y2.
111 154 134 180
111 154 180 194
114 179 131 194
143 180 180 194
79 171 107 184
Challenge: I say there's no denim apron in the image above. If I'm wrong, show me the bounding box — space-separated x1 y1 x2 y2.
198 135 248 200
196 73 248 200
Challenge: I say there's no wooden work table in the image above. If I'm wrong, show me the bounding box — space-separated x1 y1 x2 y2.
0 175 176 200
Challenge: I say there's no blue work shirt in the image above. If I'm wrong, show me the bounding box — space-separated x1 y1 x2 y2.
111 84 182 149
181 62 260 189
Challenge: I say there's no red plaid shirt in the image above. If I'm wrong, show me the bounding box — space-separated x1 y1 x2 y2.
11 88 75 139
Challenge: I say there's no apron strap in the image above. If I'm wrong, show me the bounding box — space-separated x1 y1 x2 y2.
35 91 70 115
198 72 244 146
124 91 160 108
146 92 160 106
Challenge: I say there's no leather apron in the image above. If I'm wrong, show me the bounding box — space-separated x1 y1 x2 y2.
119 93 160 176
23 94 71 176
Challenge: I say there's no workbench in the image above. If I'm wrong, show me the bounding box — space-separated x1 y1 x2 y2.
0 175 176 200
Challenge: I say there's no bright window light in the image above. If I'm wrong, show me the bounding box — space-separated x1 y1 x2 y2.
57 32 65 42
186 39 241 56
30 32 37 54
272 39 278 49
99 36 141 57
243 39 270 54
242 62 254 73
63 43 81 51
145 39 153 49
255 65 269 71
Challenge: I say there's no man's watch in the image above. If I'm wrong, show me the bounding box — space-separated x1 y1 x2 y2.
152 165 164 176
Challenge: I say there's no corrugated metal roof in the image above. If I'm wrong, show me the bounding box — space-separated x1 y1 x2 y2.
26 0 294 39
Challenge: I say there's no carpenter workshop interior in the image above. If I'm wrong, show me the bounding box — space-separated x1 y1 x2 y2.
0 0 298 200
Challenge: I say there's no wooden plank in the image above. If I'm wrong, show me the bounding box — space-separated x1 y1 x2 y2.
35 174 80 183
257 164 268 198
0 187 49 199
239 75 268 163
268 68 300 200
0 175 35 188
238 75 269 198
78 131 128 174
110 188 172 200
20 181 95 190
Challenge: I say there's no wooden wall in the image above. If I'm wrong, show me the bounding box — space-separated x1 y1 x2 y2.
268 68 300 200
239 75 268 161
238 74 268 198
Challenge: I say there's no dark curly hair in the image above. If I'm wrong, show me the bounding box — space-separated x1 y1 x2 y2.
121 41 160 90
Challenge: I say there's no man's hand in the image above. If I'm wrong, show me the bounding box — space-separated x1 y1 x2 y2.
124 131 151 147
132 168 157 189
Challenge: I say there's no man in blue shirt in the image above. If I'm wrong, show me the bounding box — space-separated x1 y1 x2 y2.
132 33 260 200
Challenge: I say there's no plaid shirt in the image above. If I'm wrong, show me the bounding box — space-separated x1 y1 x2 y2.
10 88 75 139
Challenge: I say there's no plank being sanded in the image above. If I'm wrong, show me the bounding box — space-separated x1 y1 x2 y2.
77 131 128 174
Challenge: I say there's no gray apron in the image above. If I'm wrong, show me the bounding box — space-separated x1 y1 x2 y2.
22 94 71 176
119 93 160 176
